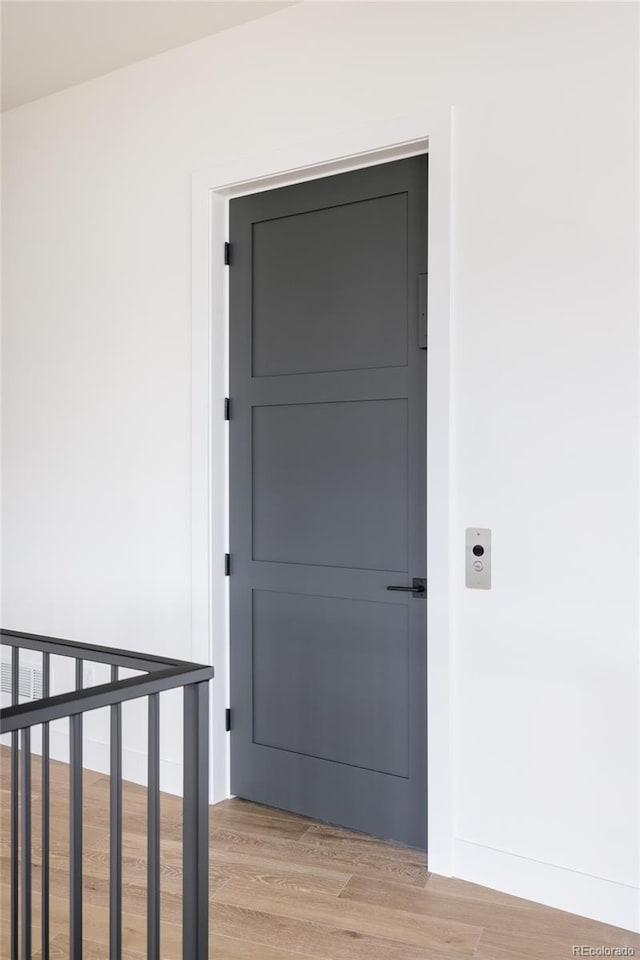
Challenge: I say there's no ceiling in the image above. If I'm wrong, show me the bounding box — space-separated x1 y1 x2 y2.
1 1 296 112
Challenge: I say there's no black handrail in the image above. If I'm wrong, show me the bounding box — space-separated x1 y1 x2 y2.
1 662 213 731
0 627 214 960
1 626 200 672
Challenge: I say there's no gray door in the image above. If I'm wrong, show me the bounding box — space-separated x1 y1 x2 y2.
229 156 428 848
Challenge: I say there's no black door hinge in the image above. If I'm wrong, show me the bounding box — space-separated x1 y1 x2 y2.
225 708 231 732
224 553 230 576
418 273 428 349
224 397 231 421
224 242 231 266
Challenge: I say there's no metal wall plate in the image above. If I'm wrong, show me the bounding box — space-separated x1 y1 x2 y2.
465 528 491 589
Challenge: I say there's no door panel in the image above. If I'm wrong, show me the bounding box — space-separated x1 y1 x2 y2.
252 589 409 777
229 155 428 848
252 399 408 571
251 192 408 377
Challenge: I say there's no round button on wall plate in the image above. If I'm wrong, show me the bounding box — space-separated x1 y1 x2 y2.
465 528 491 589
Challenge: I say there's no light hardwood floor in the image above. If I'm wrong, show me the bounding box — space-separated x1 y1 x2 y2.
1 752 638 959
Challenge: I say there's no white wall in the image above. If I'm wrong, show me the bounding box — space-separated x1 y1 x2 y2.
2 0 638 932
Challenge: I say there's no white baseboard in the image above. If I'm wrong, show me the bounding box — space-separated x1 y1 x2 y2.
41 729 185 797
454 838 640 934
1 724 187 798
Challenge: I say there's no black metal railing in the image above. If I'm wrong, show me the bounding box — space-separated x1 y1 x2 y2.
0 627 214 960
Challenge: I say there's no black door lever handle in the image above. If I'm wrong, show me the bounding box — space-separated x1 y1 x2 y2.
386 578 426 596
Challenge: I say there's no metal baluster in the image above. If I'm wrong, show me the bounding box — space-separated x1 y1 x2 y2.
70 660 83 960
182 682 209 960
110 665 122 960
21 727 32 959
147 694 160 960
11 647 19 960
42 652 50 960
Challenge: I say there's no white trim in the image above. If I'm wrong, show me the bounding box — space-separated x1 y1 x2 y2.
454 839 640 934
0 729 185 797
190 109 455 875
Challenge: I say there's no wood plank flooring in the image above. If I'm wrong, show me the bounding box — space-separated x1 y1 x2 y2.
1 751 638 959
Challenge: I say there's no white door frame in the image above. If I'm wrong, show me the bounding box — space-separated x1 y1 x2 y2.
190 108 455 876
